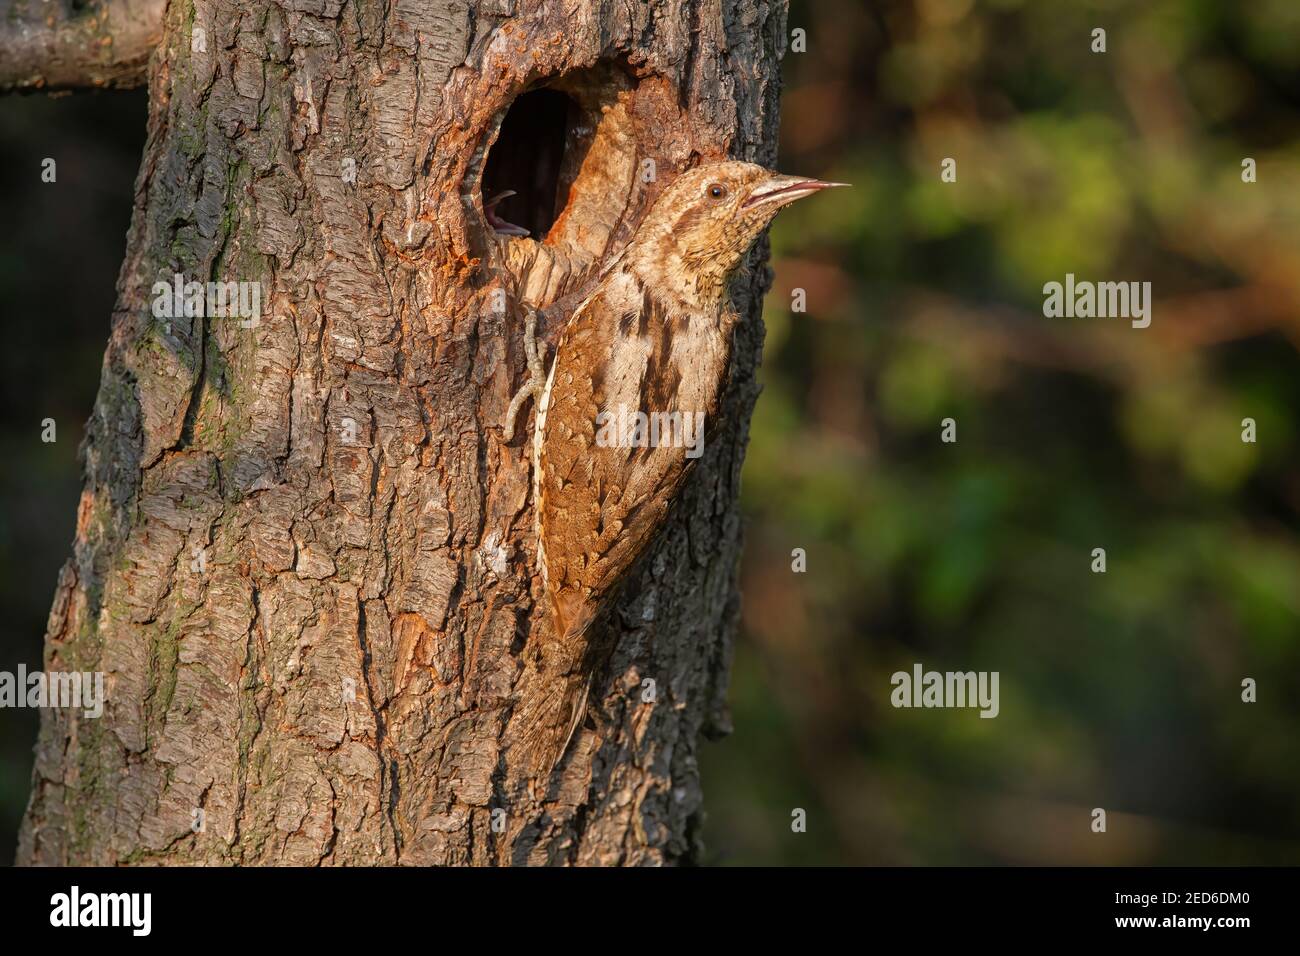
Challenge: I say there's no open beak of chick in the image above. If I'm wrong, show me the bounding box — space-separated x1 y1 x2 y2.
742 175 849 211
485 189 531 237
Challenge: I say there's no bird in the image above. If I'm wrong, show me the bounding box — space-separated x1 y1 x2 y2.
502 160 845 780
484 189 531 237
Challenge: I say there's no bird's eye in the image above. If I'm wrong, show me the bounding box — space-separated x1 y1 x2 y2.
706 182 727 200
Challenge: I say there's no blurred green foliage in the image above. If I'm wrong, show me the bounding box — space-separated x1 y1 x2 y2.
700 0 1300 864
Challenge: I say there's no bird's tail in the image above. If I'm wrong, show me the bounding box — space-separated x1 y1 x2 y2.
510 652 594 787
556 670 593 766
507 601 605 789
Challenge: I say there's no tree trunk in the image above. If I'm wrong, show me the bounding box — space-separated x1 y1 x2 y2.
18 0 785 866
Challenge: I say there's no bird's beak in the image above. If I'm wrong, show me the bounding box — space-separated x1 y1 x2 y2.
742 175 849 211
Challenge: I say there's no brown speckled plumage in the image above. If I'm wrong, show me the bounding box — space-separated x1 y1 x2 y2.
511 160 844 778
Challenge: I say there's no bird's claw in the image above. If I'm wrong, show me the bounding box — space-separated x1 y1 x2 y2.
503 309 548 443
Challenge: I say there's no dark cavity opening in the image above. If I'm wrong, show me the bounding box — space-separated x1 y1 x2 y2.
481 89 577 241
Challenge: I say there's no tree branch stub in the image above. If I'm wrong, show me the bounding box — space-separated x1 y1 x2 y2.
0 0 164 94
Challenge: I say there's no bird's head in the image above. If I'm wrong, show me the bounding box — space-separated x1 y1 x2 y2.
624 161 846 309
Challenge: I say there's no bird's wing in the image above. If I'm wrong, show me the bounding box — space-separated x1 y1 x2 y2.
536 272 705 639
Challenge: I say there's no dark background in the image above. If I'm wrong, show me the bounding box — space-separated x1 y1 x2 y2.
3 0 1300 865
0 88 147 864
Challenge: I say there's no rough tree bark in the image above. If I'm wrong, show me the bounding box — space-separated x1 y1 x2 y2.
17 0 786 866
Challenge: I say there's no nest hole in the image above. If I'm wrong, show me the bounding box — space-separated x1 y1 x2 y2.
481 89 578 241
476 66 673 307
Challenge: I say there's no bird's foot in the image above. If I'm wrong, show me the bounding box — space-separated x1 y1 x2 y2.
503 308 548 443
